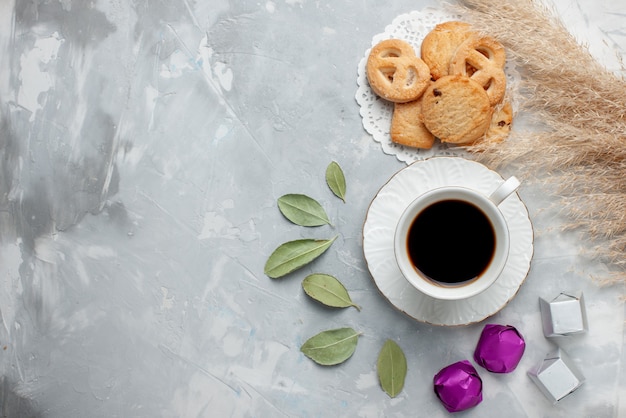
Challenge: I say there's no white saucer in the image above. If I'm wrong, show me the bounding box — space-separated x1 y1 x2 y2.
363 157 534 326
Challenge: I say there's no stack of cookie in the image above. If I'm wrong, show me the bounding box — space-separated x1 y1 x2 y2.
366 21 513 149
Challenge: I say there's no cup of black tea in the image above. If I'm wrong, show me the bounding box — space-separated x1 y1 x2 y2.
394 177 520 300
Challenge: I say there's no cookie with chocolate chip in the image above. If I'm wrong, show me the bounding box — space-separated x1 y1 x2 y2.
421 75 492 144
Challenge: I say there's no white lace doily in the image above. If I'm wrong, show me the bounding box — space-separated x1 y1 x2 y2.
356 9 520 164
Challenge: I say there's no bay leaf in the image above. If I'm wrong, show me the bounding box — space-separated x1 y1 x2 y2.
277 194 331 227
300 327 361 366
302 273 360 311
377 339 407 398
326 161 346 202
264 236 337 279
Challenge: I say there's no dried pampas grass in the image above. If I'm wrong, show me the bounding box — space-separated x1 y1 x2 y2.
452 0 626 288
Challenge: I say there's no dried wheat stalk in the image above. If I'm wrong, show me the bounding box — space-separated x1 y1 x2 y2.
451 0 626 288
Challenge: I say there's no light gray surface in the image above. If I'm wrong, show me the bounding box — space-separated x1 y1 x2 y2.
1 0 625 417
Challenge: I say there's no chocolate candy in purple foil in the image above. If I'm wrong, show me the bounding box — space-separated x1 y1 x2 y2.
433 360 483 413
474 324 526 373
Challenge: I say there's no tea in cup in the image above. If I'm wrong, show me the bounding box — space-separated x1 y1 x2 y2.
394 177 520 300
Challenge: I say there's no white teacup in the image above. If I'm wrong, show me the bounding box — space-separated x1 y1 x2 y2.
394 177 520 300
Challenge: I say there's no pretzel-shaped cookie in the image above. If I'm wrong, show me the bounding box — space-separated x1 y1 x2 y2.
449 36 506 106
366 39 431 103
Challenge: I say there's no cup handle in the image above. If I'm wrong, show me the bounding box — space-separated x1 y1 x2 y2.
489 176 521 206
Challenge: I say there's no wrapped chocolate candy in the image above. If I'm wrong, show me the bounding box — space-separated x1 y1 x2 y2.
433 360 483 413
539 291 588 337
474 324 526 373
528 348 585 403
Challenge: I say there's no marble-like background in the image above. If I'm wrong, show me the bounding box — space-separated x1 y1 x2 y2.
0 0 624 417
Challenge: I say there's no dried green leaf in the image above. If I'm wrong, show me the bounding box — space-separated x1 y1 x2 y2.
300 327 361 366
326 161 346 202
377 339 407 398
264 236 337 279
302 274 360 311
277 194 331 227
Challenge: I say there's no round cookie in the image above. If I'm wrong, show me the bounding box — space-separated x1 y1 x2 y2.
420 21 474 80
366 39 431 103
484 101 513 144
421 75 493 145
